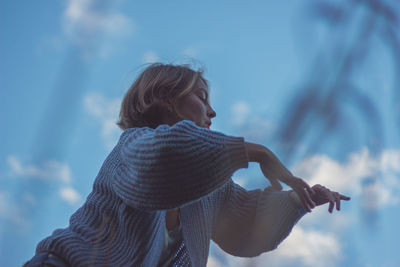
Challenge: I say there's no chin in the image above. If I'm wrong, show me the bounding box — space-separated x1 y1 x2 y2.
192 120 209 129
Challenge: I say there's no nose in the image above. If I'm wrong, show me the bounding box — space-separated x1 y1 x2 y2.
207 107 216 119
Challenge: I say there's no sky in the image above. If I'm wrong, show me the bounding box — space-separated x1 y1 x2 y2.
1 0 400 266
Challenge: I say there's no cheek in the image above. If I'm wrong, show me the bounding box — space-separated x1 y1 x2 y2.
176 94 208 120
186 103 202 117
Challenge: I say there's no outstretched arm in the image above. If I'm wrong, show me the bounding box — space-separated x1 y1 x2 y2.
212 182 350 257
212 181 306 257
114 120 249 211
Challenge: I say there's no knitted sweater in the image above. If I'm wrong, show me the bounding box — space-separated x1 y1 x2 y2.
36 120 306 267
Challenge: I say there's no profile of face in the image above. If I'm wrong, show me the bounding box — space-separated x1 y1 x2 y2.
170 79 216 129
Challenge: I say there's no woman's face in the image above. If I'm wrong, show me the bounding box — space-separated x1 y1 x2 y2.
173 79 216 129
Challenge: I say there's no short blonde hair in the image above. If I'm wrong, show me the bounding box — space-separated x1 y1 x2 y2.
117 63 207 129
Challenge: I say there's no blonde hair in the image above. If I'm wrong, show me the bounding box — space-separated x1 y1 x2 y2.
117 63 207 129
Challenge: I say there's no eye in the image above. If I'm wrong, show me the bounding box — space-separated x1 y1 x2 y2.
198 90 208 104
197 94 206 103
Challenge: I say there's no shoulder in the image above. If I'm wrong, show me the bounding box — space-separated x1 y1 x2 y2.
120 120 201 141
124 120 197 134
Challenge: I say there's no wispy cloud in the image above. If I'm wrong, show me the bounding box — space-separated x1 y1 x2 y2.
299 207 354 234
206 255 221 267
60 187 82 205
231 101 250 127
63 0 133 46
266 227 341 267
142 51 160 64
84 92 122 148
0 191 30 230
182 47 199 58
61 0 134 60
7 155 72 184
232 175 249 188
6 156 82 206
210 226 341 267
230 101 275 141
181 43 215 59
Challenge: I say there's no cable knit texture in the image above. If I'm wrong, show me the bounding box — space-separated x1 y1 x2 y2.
36 120 306 267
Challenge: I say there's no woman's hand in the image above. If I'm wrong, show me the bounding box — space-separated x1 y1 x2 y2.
260 163 316 212
245 141 316 212
245 140 351 213
310 184 351 213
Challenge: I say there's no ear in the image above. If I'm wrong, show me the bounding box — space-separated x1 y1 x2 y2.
164 98 176 113
166 103 174 113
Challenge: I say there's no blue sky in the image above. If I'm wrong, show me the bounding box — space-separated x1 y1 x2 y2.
1 0 400 266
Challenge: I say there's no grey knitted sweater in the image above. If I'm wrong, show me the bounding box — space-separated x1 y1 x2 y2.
36 120 306 266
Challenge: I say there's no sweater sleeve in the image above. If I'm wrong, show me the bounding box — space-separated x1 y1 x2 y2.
212 180 306 257
113 120 249 211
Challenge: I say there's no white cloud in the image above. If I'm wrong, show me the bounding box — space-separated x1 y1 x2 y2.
231 101 250 126
215 227 340 267
61 0 134 60
60 187 82 205
380 149 400 172
230 101 276 142
239 117 275 142
293 148 400 210
182 47 199 58
232 175 248 188
63 0 133 46
7 155 72 184
209 148 400 267
5 156 82 206
299 207 354 234
361 182 393 211
142 51 160 64
267 227 340 267
206 255 222 267
84 92 122 148
181 42 215 59
0 191 30 230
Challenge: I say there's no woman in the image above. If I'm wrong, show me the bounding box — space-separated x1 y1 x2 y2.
24 63 350 266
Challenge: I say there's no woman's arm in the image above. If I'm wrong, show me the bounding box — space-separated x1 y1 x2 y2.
212 182 350 257
113 120 249 211
212 181 306 257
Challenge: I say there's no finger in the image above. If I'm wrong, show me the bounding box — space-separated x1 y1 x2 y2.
295 177 315 195
295 188 314 212
334 192 340 211
298 185 316 208
293 188 311 212
269 178 283 191
328 201 334 213
327 190 335 213
292 179 315 208
340 194 351 201
300 180 315 196
306 184 315 195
